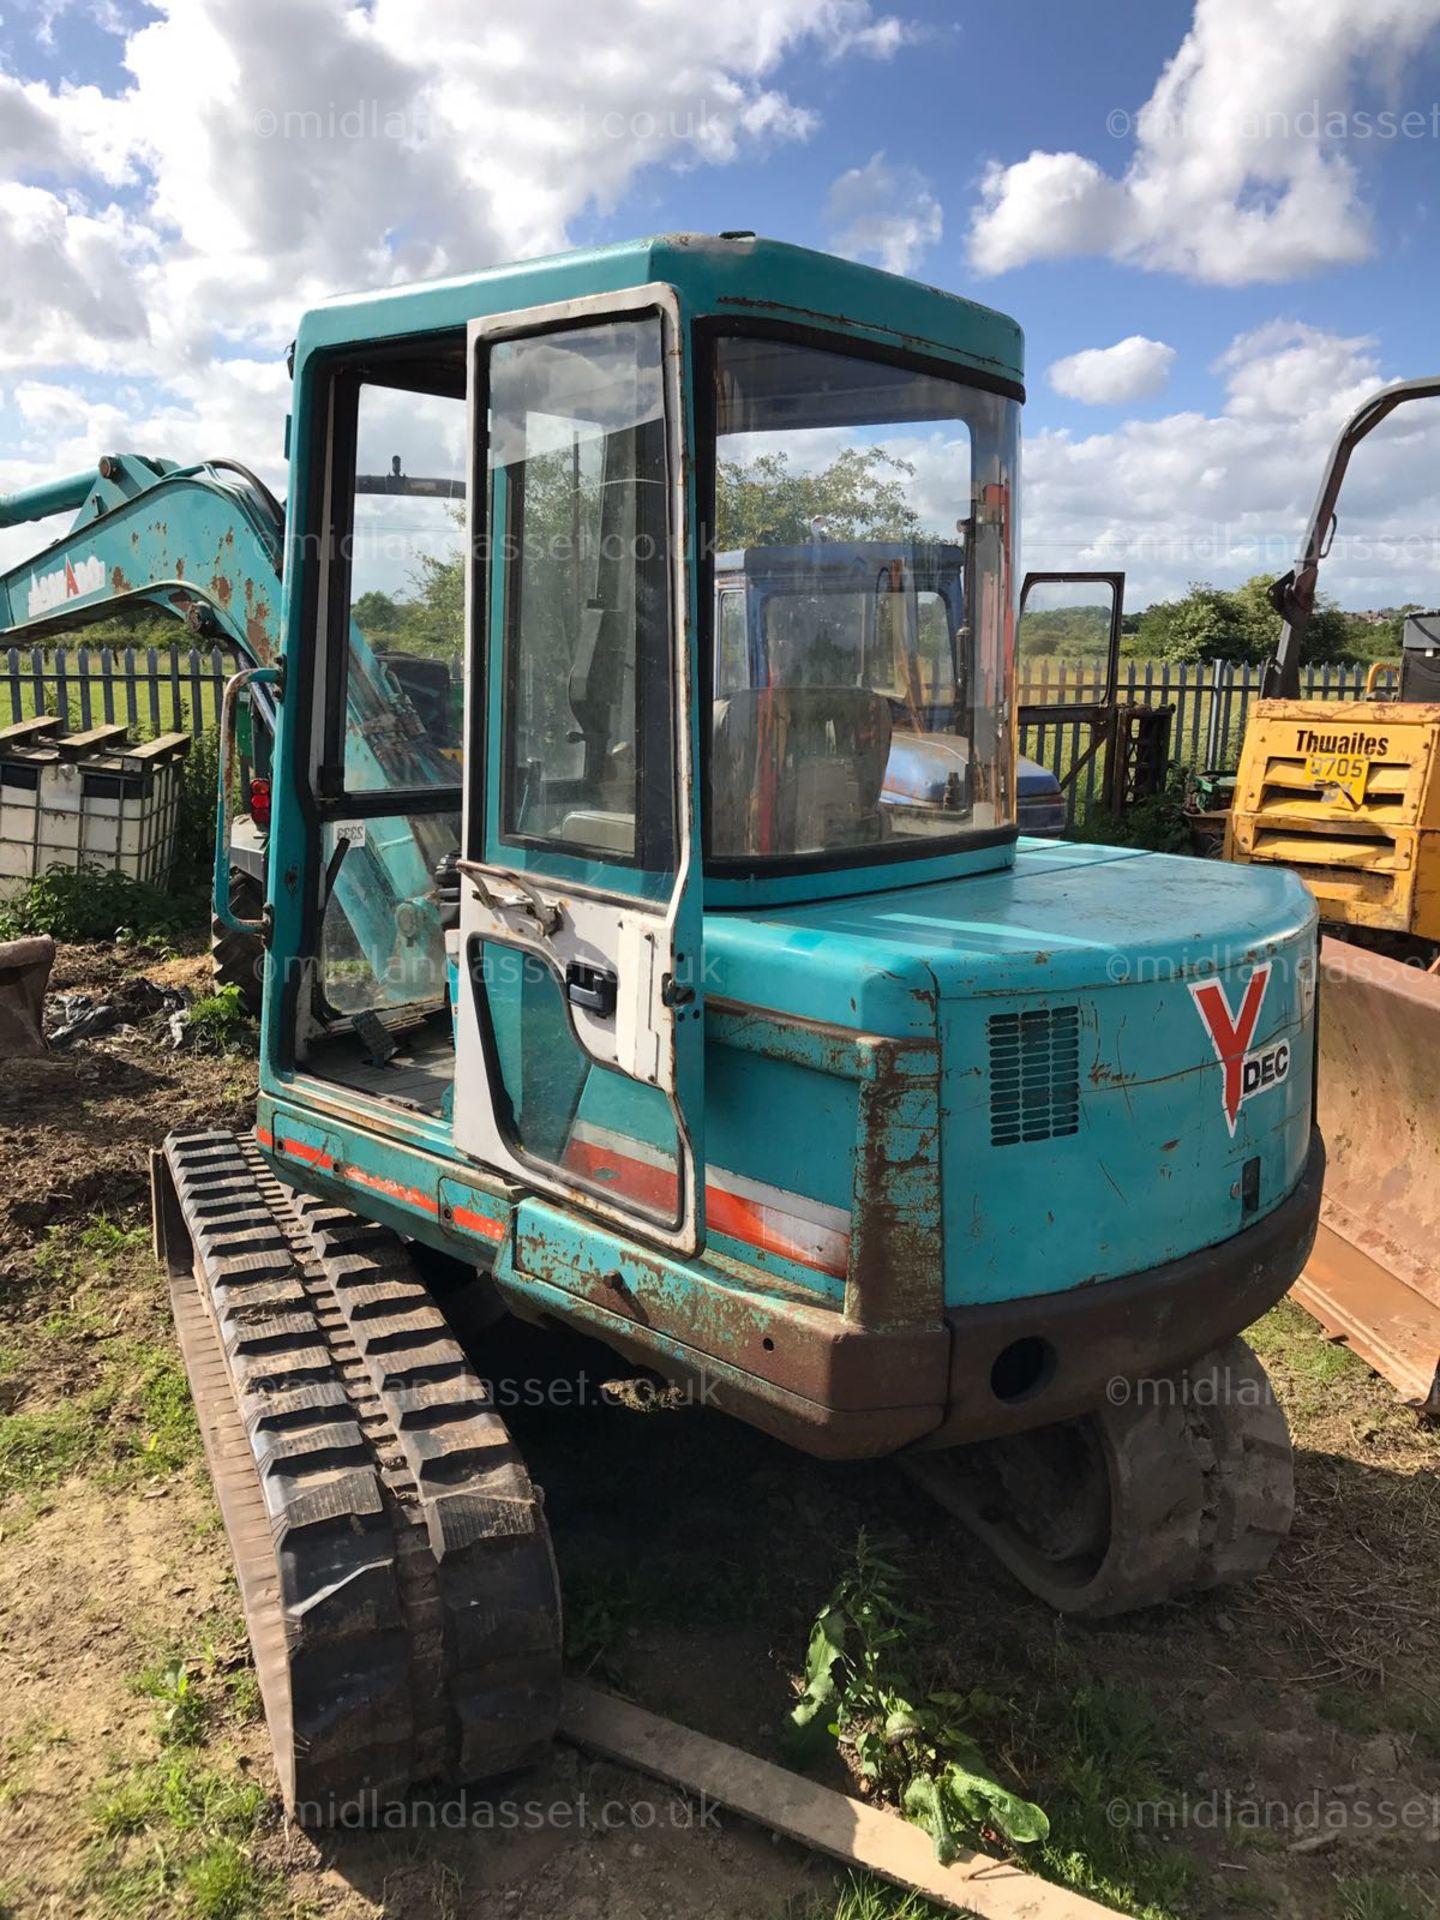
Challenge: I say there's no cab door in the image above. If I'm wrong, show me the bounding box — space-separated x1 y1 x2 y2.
452 288 705 1254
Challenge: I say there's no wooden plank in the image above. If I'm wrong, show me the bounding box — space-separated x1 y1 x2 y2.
0 714 62 750
118 731 192 768
55 722 129 759
557 1681 1124 1920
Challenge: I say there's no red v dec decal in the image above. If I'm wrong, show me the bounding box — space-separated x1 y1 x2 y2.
1189 964 1271 1137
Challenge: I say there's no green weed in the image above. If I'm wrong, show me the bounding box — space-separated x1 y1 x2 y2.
0 864 205 945
1073 767 1193 855
789 1532 1048 1866
185 984 259 1056
134 1656 210 1747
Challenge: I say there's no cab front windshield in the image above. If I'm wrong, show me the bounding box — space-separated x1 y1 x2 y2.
709 335 1017 863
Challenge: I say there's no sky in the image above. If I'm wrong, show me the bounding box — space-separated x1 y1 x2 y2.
5 0 1440 609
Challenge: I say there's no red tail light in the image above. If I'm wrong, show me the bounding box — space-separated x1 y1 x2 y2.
249 776 272 831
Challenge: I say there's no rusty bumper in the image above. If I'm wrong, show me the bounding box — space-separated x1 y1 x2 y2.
914 1127 1326 1451
504 1130 1324 1462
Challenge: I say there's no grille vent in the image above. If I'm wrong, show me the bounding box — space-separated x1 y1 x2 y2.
988 1006 1080 1147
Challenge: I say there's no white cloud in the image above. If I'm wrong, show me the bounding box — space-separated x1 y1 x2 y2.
824 150 942 274
0 0 908 496
969 0 1440 283
1022 320 1440 609
1048 336 1177 405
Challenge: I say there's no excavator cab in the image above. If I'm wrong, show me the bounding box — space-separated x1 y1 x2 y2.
263 284 1026 1250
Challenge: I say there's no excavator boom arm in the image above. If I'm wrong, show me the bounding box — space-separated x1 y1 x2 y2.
1266 376 1440 697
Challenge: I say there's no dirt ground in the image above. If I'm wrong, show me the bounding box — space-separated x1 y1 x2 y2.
1 941 1437 1920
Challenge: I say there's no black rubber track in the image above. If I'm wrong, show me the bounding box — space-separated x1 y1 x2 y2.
902 1336 1295 1618
155 1128 562 1823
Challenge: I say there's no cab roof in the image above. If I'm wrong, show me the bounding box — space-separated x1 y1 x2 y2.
294 233 1025 392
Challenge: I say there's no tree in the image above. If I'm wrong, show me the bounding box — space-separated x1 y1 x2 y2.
1134 584 1248 663
715 445 928 550
1134 575 1363 664
352 589 403 643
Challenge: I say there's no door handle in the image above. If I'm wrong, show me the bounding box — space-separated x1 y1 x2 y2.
566 961 618 1016
455 859 564 936
568 960 618 1021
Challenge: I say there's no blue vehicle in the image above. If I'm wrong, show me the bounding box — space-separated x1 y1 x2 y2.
3 236 1322 1823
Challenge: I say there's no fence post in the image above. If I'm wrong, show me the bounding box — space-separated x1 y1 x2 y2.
1203 659 1223 768
122 646 140 730
208 647 227 733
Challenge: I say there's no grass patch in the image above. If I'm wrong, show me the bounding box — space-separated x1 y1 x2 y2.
1 1213 197 1505
1019 1672 1196 1920
87 1748 283 1920
0 1399 98 1488
95 1752 266 1840
803 1875 945 1919
32 1212 150 1286
563 1554 775 1672
181 1839 277 1920
0 1335 199 1502
1247 1302 1371 1390
1337 1874 1434 1920
83 1631 289 1918
1315 1685 1440 1762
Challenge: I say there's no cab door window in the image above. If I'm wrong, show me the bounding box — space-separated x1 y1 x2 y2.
489 317 674 872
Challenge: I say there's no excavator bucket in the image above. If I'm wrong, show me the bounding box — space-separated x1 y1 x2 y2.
0 934 54 1058
1293 937 1440 1413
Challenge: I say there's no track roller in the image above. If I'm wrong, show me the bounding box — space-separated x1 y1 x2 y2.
903 1337 1294 1618
152 1128 562 1823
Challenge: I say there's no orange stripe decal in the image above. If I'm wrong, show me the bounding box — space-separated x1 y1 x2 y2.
563 1136 849 1280
259 1125 507 1242
450 1205 507 1244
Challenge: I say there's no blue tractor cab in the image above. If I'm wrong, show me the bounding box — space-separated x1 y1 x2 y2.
714 539 1067 836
